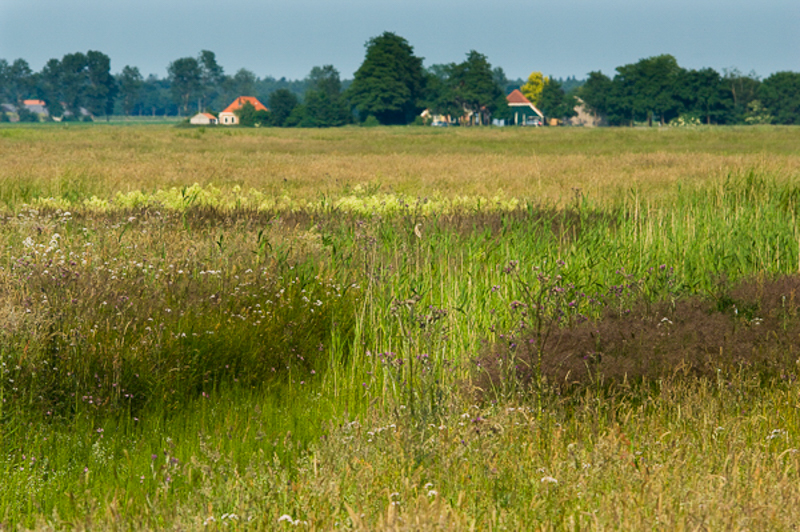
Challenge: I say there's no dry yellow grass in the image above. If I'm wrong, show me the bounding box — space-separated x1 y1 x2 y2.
1 125 798 209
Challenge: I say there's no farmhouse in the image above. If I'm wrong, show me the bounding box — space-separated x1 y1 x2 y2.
218 96 268 125
506 89 544 126
189 112 219 125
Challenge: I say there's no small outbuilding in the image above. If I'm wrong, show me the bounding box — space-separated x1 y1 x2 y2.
506 89 544 126
190 112 218 125
218 96 268 125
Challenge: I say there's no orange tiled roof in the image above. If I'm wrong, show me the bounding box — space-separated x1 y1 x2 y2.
221 96 268 114
202 113 217 119
506 89 531 105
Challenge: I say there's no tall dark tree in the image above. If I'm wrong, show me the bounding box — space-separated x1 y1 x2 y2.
612 54 684 126
39 58 65 117
423 63 462 119
0 59 33 104
722 68 761 124
289 65 350 127
578 71 613 122
118 66 143 116
168 57 202 116
60 52 89 117
141 74 175 117
308 65 342 99
198 50 225 110
539 78 577 122
230 69 257 97
677 68 730 124
347 32 426 124
759 72 800 125
448 51 503 125
86 50 117 120
267 89 299 127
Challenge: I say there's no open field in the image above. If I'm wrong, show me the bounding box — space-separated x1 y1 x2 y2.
1 124 800 530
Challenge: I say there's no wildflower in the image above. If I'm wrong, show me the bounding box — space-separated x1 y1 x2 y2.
278 514 298 525
540 476 558 484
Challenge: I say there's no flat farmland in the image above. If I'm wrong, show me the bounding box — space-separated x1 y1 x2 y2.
1 124 800 530
1 124 799 207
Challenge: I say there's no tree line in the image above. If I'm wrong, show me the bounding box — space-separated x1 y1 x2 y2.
1 33 798 126
578 54 800 126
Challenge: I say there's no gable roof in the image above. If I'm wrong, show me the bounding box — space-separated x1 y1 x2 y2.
506 89 544 118
221 96 268 114
506 89 531 105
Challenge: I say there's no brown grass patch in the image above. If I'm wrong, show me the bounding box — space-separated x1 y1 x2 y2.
476 275 800 394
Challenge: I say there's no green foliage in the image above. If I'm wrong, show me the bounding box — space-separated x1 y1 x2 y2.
610 54 684 126
678 67 731 125
16 106 38 122
118 65 143 116
448 51 504 125
521 71 546 106
723 68 761 123
346 32 426 125
744 100 774 125
362 114 380 127
1 128 800 527
289 65 350 127
234 101 257 126
0 58 33 104
167 57 202 116
577 71 613 120
86 50 117 119
759 71 800 125
539 78 577 121
267 88 299 127
198 50 225 111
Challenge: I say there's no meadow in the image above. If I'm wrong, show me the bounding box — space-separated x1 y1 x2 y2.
1 123 800 530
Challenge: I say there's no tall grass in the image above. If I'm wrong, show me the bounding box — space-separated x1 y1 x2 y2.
1 125 799 528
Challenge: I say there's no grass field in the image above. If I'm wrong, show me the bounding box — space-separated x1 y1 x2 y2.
1 124 800 530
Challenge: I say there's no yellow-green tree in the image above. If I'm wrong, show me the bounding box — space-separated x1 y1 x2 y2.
521 71 547 106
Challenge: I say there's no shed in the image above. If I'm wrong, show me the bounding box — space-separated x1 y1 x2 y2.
190 112 218 125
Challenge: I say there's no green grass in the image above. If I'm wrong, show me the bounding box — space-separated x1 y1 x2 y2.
1 125 800 529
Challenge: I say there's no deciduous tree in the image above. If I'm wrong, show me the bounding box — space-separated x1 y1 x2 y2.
347 32 426 125
448 51 503 125
267 89 299 127
578 71 613 122
168 57 202 116
759 71 800 125
86 50 117 120
521 72 546 106
118 66 143 116
538 78 577 122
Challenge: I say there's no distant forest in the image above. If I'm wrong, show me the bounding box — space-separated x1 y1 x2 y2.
1 32 798 126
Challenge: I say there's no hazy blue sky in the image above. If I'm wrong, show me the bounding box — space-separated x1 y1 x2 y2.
1 0 798 81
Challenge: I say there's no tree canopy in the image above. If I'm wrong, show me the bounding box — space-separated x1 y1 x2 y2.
521 72 546 106
448 51 504 125
167 57 201 116
346 32 426 125
2 43 800 127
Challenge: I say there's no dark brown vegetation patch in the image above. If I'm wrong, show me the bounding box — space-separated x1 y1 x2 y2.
476 275 800 395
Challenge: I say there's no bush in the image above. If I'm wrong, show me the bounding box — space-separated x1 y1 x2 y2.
16 107 39 123
362 115 380 127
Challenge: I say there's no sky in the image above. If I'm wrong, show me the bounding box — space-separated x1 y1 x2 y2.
1 0 798 82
